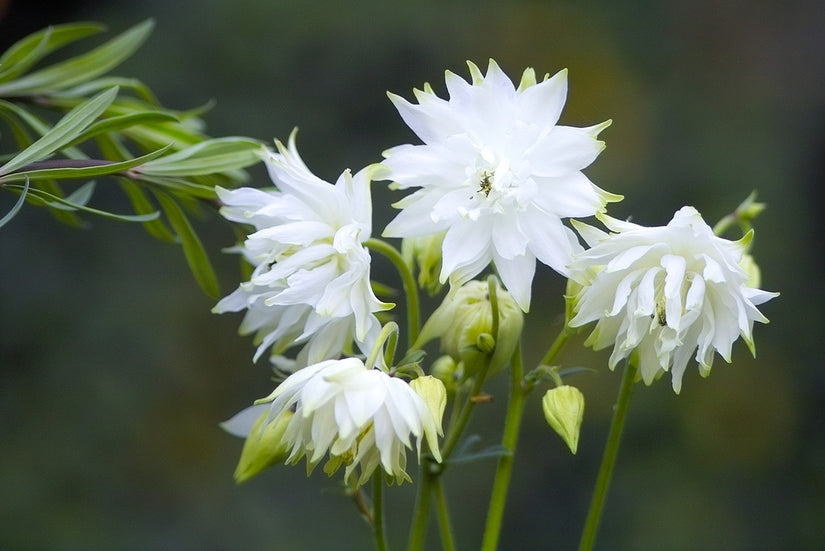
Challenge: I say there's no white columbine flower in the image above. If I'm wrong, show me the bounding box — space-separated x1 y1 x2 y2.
568 207 778 393
213 131 392 368
253 357 443 486
382 59 620 312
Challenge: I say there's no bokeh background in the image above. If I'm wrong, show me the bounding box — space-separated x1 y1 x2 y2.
1 1 823 550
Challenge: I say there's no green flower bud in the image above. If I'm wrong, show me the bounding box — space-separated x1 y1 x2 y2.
542 385 585 454
416 281 523 378
401 232 445 296
234 410 292 483
430 355 462 393
410 376 447 434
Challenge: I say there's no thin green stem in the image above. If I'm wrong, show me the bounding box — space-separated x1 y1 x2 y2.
578 359 638 551
439 356 492 461
407 464 433 551
433 478 456 551
366 238 420 346
480 345 525 551
540 327 570 368
373 472 388 551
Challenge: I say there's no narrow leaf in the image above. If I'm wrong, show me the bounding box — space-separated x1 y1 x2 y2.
0 23 104 83
118 179 176 242
5 184 160 222
65 111 179 148
0 86 118 175
154 190 220 298
138 137 264 177
0 178 30 229
0 143 171 183
0 19 154 96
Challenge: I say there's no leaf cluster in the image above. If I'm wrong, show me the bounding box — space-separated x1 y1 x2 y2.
0 20 266 297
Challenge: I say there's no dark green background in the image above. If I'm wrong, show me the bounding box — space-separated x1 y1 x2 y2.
1 1 823 549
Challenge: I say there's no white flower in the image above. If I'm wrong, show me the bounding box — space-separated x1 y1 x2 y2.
382 59 620 312
568 207 778 393
213 131 392 368
255 357 444 486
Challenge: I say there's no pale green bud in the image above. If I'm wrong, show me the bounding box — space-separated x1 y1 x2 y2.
401 232 445 296
430 355 462 393
416 281 524 378
410 376 447 434
233 411 292 483
542 386 585 454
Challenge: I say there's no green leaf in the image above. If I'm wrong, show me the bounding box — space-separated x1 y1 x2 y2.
0 19 154 96
138 137 264 177
0 86 117 176
0 144 173 183
0 177 30 229
50 77 160 104
5 183 160 222
118 179 176 242
154 190 220 298
0 23 104 84
65 112 179 148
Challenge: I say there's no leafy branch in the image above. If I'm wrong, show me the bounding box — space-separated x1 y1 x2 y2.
0 19 267 298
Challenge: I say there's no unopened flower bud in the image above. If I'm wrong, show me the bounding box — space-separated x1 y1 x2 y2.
233 410 292 483
410 376 447 437
542 386 585 454
430 355 462 393
416 281 523 378
401 232 445 296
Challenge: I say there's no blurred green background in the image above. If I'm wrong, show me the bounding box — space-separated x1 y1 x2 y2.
1 1 823 549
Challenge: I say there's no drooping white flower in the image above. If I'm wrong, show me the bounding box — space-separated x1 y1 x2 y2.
568 207 778 393
213 131 392 368
382 59 620 312
253 357 444 486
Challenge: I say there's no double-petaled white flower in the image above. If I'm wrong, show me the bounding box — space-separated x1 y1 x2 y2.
213 131 391 368
568 207 778 393
382 59 620 312
250 358 444 486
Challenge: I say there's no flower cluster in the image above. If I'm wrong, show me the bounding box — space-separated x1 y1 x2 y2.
216 59 776 488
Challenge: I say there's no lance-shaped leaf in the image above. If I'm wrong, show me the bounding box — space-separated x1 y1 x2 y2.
137 137 264 177
0 19 154 96
0 86 118 176
0 23 104 83
154 190 220 298
50 77 160 104
0 144 172 183
118 179 176 242
65 112 179 148
5 183 160 222
0 178 30 229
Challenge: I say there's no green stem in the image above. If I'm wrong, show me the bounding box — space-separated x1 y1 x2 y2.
480 345 525 551
540 327 570 368
433 478 456 551
407 464 433 551
366 238 420 346
439 356 492 461
373 471 388 551
578 359 638 551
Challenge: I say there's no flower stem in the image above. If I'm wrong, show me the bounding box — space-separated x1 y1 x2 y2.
578 359 638 551
433 478 456 551
366 238 421 346
407 463 433 551
540 326 570 368
373 472 388 551
480 345 525 551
